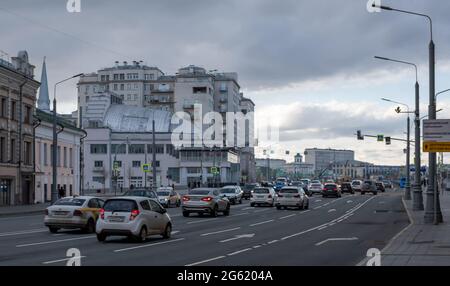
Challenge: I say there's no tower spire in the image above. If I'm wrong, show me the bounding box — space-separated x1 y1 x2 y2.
37 56 50 111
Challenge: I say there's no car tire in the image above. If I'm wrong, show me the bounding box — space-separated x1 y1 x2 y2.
48 227 59 233
276 205 281 210
162 224 172 239
250 202 255 207
361 192 365 195
211 205 218 217
135 226 147 242
96 233 107 242
373 192 378 196
223 204 230 216
84 218 96 233
239 199 243 204
183 211 190 217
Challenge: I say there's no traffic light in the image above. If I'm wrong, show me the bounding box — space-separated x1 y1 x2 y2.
385 136 391 145
357 130 364 140
377 135 384 142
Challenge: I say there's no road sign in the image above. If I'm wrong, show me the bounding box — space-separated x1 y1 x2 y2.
210 167 219 175
423 119 450 152
142 163 151 173
423 142 450 153
113 161 120 171
377 135 384 142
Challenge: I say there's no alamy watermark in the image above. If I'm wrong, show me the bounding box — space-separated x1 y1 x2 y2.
367 0 381 13
66 248 82 266
67 0 82 13
366 248 381 266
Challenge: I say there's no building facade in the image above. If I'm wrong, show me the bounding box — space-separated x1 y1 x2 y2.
304 148 355 174
0 51 40 205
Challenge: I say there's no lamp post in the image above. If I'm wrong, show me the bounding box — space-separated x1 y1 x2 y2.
381 98 412 200
372 1 440 225
51 73 83 203
375 56 423 210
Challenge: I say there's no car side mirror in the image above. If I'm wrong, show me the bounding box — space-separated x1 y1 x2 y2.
160 208 167 214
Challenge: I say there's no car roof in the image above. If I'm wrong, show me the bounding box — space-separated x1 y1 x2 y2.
58 196 97 200
106 196 149 202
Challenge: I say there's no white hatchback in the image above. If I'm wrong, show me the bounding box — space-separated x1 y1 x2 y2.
250 187 276 207
96 197 172 242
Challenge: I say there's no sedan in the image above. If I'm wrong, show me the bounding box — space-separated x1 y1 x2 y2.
309 183 323 195
375 182 386 193
322 183 342 198
220 186 243 205
275 187 309 210
182 188 231 217
157 187 181 208
44 196 104 233
123 188 158 199
250 187 276 207
340 182 355 194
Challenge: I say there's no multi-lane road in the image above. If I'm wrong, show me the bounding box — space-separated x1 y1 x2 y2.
0 190 408 266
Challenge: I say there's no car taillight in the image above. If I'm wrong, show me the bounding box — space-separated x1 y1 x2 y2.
323 188 327 191
201 196 213 202
182 196 190 202
333 188 337 191
73 210 83 216
130 209 140 220
100 208 105 220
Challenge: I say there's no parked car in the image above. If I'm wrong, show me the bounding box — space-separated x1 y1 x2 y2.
322 183 342 198
182 188 231 217
375 182 386 193
243 183 260 199
309 182 324 195
44 196 104 233
96 197 172 242
351 180 363 192
275 187 309 210
383 180 393 189
340 182 355 194
156 187 181 208
361 180 378 195
122 188 158 199
250 187 276 207
220 186 243 204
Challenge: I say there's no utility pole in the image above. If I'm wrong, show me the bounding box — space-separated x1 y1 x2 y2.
152 119 157 191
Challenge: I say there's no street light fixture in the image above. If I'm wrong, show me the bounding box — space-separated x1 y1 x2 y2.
51 73 84 203
376 56 423 210
381 98 412 201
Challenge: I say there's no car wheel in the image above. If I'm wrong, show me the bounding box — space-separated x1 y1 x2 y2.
183 211 190 217
48 227 59 233
361 192 365 195
84 218 96 233
162 224 172 239
276 205 281 210
373 192 378 196
239 199 243 204
135 226 147 242
250 202 255 207
96 233 107 242
211 205 218 217
223 204 230 216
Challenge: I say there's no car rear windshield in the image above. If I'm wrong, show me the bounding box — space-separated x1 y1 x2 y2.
124 190 156 198
311 184 322 187
157 191 170 196
253 188 270 194
189 190 211 195
279 189 298 194
324 184 337 189
54 198 85 206
352 181 361 185
104 200 138 212
221 188 236 194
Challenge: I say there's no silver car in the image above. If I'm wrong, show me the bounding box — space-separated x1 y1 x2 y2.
44 196 104 233
182 188 231 217
220 186 243 205
96 197 172 242
250 187 276 207
275 187 309 210
308 183 323 195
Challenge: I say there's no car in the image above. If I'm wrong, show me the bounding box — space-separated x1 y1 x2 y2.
122 188 158 199
308 182 324 195
375 182 386 193
275 187 309 210
157 187 181 208
322 183 342 198
383 180 393 189
299 179 311 192
340 182 355 194
243 183 260 199
351 180 363 192
361 180 378 195
44 196 104 233
182 188 231 217
274 177 288 192
96 197 172 242
220 186 243 204
250 187 276 207
311 180 321 184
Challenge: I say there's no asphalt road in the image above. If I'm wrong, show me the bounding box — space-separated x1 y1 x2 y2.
0 189 408 266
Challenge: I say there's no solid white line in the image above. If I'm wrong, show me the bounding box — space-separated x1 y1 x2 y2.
114 238 185 252
249 219 274 227
0 228 47 237
253 208 270 213
171 230 180 235
185 256 226 266
243 207 253 210
16 235 96 248
315 237 358 246
314 206 322 209
231 212 249 217
317 226 327 230
200 227 241 237
253 245 262 249
328 209 336 213
42 256 86 265
187 218 218 224
268 239 279 244
279 214 297 220
228 248 252 256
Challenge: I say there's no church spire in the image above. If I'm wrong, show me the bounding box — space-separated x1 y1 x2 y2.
37 56 50 111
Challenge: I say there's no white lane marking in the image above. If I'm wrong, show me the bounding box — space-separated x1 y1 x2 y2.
220 233 255 243
0 228 47 237
114 238 185 252
315 237 358 246
328 209 336 213
279 214 297 220
318 226 327 231
347 200 353 203
231 212 249 217
43 256 86 265
228 248 252 256
249 219 274 227
16 235 95 248
268 239 279 244
243 207 253 210
315 199 322 202
328 222 336 226
171 231 180 235
253 208 270 213
187 218 218 224
253 245 262 249
186 256 226 266
201 227 241 237
314 206 322 210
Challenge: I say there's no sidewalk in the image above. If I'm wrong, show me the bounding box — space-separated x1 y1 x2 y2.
378 189 450 266
0 203 50 217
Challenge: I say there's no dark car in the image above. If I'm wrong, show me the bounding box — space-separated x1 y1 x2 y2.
361 180 378 195
243 183 260 199
340 182 354 194
375 182 386 192
322 183 342 198
122 188 158 199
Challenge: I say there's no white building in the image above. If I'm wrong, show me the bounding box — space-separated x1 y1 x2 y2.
304 148 355 174
283 153 314 177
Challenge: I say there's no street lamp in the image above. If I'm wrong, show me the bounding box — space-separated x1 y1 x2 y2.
381 98 412 200
375 56 423 210
372 1 441 225
51 73 84 203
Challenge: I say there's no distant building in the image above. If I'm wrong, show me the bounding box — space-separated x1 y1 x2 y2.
331 160 401 180
283 153 314 178
304 148 355 174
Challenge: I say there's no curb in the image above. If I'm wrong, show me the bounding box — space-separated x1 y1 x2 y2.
0 208 46 218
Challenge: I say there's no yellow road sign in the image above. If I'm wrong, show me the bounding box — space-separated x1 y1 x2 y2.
423 142 450 152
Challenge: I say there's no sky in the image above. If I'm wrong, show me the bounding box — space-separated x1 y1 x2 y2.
2 0 450 165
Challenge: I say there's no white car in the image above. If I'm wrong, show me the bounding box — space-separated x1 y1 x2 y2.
351 180 363 192
250 187 276 207
96 197 172 242
220 186 243 205
275 187 309 210
308 182 324 195
44 196 104 233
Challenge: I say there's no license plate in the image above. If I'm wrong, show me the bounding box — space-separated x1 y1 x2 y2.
53 211 69 216
108 216 124 222
257 196 264 199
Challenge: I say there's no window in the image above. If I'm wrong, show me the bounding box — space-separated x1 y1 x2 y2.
94 161 103 167
147 144 164 154
149 200 163 212
127 83 131 90
88 199 100 208
129 144 145 154
0 137 5 163
140 200 151 211
127 94 131 100
132 161 141 167
57 146 61 166
144 74 154 80
134 94 138 101
63 147 67 167
120 84 124 91
24 105 32 124
93 177 105 184
69 148 73 168
113 84 118 91
24 141 32 166
0 98 7 117
193 87 207 94
11 101 16 120
10 139 15 163
187 167 201 174
113 74 119 80
90 144 107 154
119 74 125 80
114 161 122 167
111 144 126 154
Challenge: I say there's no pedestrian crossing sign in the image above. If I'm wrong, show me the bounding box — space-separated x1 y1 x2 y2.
142 163 151 173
